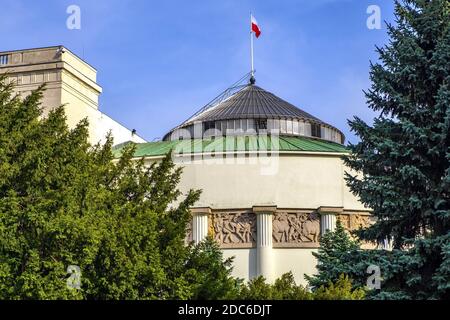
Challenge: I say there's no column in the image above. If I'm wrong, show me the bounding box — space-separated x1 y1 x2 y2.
318 206 343 234
191 207 211 244
381 237 393 251
253 206 276 283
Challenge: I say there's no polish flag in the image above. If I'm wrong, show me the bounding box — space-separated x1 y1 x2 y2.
251 14 261 38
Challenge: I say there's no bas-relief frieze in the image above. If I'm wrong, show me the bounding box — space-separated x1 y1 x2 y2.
272 211 320 248
194 208 374 249
337 213 377 249
211 210 321 248
212 211 256 248
337 213 374 232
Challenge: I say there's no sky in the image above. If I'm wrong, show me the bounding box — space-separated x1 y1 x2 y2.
0 0 396 144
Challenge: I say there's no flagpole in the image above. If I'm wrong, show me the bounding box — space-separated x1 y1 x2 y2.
250 13 254 79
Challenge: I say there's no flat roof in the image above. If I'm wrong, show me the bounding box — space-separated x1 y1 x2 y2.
0 45 97 71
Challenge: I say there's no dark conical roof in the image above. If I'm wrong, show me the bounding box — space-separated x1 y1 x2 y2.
185 85 323 124
163 82 344 143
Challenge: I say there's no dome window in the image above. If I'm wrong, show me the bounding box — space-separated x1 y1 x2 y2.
255 119 267 132
311 123 321 138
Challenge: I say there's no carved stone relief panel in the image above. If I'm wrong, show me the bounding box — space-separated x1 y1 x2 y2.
337 213 377 249
336 213 350 230
211 211 256 248
272 211 320 248
208 214 215 237
350 214 374 230
337 213 374 232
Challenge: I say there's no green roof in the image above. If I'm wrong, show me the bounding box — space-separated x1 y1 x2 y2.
113 136 348 158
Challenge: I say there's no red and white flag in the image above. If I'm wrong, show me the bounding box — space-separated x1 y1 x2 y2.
251 14 261 38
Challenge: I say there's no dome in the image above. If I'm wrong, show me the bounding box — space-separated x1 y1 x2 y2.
163 83 345 144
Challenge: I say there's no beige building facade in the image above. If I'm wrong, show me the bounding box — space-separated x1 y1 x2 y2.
111 66 376 285
0 46 146 145
140 148 373 285
2 46 374 285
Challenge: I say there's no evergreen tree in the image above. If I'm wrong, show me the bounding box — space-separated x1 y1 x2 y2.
0 77 236 299
305 220 401 299
238 276 275 300
313 274 366 300
306 220 361 289
184 236 241 299
344 0 450 299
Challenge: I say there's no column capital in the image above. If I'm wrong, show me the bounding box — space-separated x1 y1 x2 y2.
191 207 212 215
252 205 277 214
317 206 343 215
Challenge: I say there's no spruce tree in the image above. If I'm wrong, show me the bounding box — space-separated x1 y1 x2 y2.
305 220 361 289
344 0 450 299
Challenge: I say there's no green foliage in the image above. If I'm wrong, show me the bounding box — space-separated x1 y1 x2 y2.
238 276 275 300
313 274 366 300
238 271 364 300
271 273 313 300
306 220 361 289
305 219 432 300
0 76 240 299
343 0 450 299
184 236 241 299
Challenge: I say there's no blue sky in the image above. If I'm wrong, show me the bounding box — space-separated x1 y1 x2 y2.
0 0 395 143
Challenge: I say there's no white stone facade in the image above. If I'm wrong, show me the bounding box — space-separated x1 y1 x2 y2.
0 46 146 145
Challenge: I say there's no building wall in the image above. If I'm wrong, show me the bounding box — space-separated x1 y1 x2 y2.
222 249 257 280
87 107 147 145
170 153 366 211
58 67 146 145
3 67 63 118
145 152 370 283
222 248 317 286
272 248 318 285
0 46 146 145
